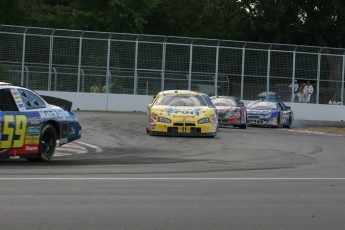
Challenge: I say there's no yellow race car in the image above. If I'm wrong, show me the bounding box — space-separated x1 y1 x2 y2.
146 90 218 137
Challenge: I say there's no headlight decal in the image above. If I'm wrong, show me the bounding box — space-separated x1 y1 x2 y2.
198 118 210 124
264 113 271 119
157 117 171 123
151 113 158 120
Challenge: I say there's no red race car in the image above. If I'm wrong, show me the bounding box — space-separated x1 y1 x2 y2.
211 96 247 129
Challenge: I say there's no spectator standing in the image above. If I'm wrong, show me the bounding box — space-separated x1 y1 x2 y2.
297 82 306 102
289 80 299 102
102 78 116 93
90 82 100 93
303 81 314 103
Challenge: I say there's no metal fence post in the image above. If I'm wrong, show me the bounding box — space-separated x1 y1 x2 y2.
81 69 85 92
316 49 322 104
25 66 29 88
21 27 28 86
214 41 220 96
106 33 112 94
161 37 167 91
291 47 297 102
77 32 84 92
53 67 57 91
188 39 194 91
340 53 345 105
266 44 272 100
134 35 140 95
48 29 55 91
241 43 247 100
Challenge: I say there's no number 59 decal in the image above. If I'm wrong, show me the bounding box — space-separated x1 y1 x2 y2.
1 115 28 148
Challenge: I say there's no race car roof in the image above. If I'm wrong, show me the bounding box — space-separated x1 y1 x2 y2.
159 90 204 96
0 82 12 86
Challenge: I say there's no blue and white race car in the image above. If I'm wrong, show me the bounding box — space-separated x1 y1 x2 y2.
0 82 82 161
246 100 293 128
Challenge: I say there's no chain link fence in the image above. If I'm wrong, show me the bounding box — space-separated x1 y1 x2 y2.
1 24 344 105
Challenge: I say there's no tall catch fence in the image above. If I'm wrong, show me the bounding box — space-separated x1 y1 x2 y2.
0 24 344 105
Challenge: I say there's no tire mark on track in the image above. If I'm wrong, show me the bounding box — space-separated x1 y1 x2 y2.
55 141 102 157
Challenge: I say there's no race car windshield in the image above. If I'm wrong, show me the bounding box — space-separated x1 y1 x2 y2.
212 98 237 106
156 94 207 106
247 101 277 109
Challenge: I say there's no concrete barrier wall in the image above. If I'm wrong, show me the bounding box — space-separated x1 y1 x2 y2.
37 91 345 122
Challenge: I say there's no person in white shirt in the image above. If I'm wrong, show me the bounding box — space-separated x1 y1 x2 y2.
303 81 314 103
297 83 306 102
289 80 299 102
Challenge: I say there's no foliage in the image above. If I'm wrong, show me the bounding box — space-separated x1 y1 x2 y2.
1 0 345 48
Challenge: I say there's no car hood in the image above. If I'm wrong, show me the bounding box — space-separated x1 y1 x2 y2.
215 106 237 112
247 108 277 115
150 105 215 119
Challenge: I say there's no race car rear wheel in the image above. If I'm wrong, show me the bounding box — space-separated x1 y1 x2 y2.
239 113 247 129
239 124 247 129
27 124 57 162
39 124 57 161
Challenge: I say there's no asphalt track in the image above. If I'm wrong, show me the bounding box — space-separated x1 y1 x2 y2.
0 111 345 230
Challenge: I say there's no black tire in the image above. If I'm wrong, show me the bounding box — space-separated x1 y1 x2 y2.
283 115 292 128
39 124 57 161
27 124 57 162
275 114 281 128
239 124 247 129
209 134 216 138
146 127 154 136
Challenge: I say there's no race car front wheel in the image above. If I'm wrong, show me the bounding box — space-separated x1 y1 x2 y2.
27 124 57 162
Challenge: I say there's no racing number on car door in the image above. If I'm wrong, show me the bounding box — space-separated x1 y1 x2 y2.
1 115 27 148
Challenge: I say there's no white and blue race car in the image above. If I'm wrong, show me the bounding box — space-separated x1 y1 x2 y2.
246 100 293 128
0 82 82 161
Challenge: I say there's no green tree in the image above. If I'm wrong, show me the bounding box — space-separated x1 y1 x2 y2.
15 0 159 33
199 0 253 40
240 0 345 47
0 0 27 25
145 0 205 37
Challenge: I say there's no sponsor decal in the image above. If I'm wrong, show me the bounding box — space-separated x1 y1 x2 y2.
25 145 38 151
165 108 202 116
19 144 39 153
175 120 195 123
27 127 40 135
25 135 40 144
69 126 76 136
174 116 193 118
39 110 70 119
28 119 41 126
11 91 19 96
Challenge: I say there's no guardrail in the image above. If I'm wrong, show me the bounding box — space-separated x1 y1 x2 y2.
37 91 345 122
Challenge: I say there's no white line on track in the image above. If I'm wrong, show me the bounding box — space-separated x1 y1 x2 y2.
283 129 345 136
0 178 345 180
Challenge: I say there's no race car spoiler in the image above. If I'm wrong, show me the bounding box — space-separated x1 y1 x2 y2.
40 95 73 111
